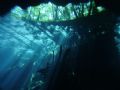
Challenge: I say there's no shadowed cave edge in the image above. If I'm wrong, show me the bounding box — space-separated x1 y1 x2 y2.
46 12 120 90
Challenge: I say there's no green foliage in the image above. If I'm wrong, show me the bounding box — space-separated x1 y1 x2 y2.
11 1 106 22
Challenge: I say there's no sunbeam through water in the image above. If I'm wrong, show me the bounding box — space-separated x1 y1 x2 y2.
0 6 80 90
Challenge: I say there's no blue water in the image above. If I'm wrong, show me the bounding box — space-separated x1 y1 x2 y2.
114 17 120 54
1 7 120 90
0 14 80 90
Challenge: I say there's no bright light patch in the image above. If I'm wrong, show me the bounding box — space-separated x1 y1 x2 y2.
62 31 68 37
97 6 105 12
10 1 101 22
11 6 24 18
115 19 120 54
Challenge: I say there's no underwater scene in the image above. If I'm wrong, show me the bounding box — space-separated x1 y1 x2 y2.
0 0 120 90
0 3 81 90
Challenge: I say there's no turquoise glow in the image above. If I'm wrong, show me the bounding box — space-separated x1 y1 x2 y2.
0 7 80 89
